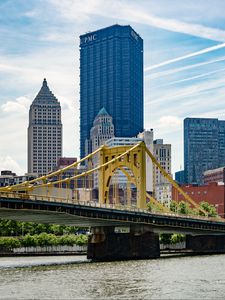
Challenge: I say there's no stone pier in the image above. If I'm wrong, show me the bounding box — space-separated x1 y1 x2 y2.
87 225 160 261
186 235 225 253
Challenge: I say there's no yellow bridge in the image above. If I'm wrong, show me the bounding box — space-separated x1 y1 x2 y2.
0 141 209 216
2 142 225 261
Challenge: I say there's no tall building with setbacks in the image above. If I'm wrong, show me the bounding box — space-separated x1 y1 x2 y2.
28 79 62 176
79 24 143 158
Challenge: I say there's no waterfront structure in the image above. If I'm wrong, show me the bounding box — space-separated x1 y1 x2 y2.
203 167 225 184
28 79 62 176
80 24 143 159
3 142 225 260
172 182 225 217
153 139 172 206
184 118 225 185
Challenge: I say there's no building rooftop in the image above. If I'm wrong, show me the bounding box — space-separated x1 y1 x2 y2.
32 78 59 105
97 107 109 116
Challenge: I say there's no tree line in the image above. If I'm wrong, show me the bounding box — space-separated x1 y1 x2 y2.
148 200 218 245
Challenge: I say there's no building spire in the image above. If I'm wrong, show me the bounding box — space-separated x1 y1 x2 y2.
43 78 47 87
32 78 58 104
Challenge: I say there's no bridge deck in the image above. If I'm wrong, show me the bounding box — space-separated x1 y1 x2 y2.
1 195 225 235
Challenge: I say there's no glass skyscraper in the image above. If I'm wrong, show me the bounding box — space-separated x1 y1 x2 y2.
79 24 143 158
184 118 225 185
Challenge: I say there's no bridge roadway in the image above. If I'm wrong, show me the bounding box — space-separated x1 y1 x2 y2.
1 193 225 235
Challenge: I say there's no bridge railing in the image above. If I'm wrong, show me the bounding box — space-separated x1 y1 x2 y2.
0 191 223 223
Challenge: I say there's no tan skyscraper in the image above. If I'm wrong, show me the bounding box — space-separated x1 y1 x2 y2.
28 79 62 176
153 139 172 206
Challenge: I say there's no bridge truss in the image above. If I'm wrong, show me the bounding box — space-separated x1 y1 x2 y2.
0 142 209 216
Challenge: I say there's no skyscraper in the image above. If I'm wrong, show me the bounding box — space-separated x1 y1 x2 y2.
184 118 225 185
80 24 143 158
90 107 115 151
28 79 62 176
90 107 115 187
153 139 172 206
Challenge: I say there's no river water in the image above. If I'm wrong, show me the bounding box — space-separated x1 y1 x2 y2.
0 254 224 299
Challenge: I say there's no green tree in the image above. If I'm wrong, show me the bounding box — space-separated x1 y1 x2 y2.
160 233 172 245
199 201 217 217
170 234 185 244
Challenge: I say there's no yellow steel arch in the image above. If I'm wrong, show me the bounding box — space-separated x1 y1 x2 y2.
98 142 146 208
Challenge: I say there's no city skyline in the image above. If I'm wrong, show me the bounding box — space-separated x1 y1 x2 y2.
1 0 225 175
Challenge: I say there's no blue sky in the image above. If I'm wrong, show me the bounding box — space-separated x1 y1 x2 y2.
0 0 225 175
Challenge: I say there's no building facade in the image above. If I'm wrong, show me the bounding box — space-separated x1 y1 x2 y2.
175 170 185 185
203 167 225 184
0 170 37 187
137 129 154 192
184 118 225 185
153 139 172 206
90 108 115 152
80 24 143 158
172 183 225 217
28 79 62 176
90 108 115 187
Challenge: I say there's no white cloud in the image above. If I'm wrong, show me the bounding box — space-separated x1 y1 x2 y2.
1 96 31 114
158 116 182 128
0 156 24 175
50 0 225 42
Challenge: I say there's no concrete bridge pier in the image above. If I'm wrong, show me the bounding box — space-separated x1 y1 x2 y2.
87 225 160 261
186 234 225 254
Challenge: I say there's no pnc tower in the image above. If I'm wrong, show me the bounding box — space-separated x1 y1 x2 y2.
79 24 144 158
28 79 62 176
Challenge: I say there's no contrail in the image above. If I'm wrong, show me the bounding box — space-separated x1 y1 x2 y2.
145 43 225 71
147 56 225 80
153 67 225 88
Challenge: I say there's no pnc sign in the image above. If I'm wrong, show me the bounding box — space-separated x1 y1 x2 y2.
81 34 97 44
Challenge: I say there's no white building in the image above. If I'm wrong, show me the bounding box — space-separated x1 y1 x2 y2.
138 130 154 192
90 108 115 187
90 107 115 151
28 79 62 176
153 139 172 206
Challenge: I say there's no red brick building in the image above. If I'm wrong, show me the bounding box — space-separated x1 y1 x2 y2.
172 182 225 217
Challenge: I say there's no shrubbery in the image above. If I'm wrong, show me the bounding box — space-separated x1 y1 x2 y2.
0 233 88 250
0 219 81 237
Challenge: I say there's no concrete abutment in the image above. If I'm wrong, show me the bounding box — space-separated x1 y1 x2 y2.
186 234 225 253
87 225 160 261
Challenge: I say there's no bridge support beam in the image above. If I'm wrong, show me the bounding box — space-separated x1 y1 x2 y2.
186 235 225 253
87 225 160 261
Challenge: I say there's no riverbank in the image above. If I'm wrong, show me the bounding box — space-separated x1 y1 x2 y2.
0 244 87 256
